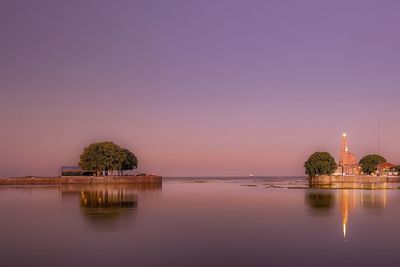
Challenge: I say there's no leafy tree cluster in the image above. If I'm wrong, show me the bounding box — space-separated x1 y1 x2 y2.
304 152 337 178
79 142 138 176
359 154 386 175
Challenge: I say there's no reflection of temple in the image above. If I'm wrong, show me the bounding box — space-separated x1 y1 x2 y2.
340 189 387 239
340 190 350 238
306 188 388 239
336 133 361 175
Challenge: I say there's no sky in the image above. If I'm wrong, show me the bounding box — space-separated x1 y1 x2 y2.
1 0 400 177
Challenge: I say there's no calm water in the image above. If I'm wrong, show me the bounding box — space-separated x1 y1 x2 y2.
1 177 400 267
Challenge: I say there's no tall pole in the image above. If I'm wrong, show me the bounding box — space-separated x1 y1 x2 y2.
378 112 381 155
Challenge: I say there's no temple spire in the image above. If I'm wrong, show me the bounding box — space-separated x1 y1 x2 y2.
338 133 360 175
340 133 348 163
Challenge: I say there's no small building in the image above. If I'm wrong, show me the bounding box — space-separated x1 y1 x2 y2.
61 166 96 177
376 163 399 177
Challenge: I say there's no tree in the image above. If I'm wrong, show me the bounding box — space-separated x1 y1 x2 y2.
359 154 386 175
304 152 337 178
79 142 138 176
118 149 138 175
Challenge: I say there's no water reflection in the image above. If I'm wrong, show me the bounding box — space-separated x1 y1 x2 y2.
2 178 400 266
80 187 137 222
311 182 392 190
305 192 335 214
60 184 162 230
306 189 388 239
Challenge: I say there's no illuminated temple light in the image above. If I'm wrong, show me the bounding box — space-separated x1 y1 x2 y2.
341 190 349 240
343 223 346 239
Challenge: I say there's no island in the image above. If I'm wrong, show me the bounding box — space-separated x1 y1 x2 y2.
305 133 400 188
0 141 162 185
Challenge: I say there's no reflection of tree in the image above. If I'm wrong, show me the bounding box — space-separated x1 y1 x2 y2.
305 191 335 213
58 184 162 231
80 186 138 222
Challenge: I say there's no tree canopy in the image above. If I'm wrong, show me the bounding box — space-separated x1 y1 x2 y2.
304 152 337 178
359 154 386 175
120 149 138 174
79 142 138 176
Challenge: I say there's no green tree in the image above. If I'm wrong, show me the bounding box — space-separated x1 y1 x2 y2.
304 152 337 178
118 149 138 175
79 142 137 176
359 154 386 175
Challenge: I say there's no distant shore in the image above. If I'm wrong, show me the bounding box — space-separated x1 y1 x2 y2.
0 175 162 185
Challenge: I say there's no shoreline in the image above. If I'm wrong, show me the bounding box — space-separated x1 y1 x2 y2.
0 175 162 185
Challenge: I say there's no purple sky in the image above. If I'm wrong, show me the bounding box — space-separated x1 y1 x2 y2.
1 0 400 177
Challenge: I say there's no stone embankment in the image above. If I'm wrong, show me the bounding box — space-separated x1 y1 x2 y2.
0 175 162 185
310 175 400 184
309 175 400 189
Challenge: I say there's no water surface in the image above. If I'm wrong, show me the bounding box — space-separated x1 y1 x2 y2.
0 177 399 266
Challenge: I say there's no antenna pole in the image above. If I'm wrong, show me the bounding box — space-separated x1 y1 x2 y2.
378 112 381 154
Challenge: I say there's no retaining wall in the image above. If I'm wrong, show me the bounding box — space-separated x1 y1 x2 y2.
310 175 400 184
0 175 162 185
